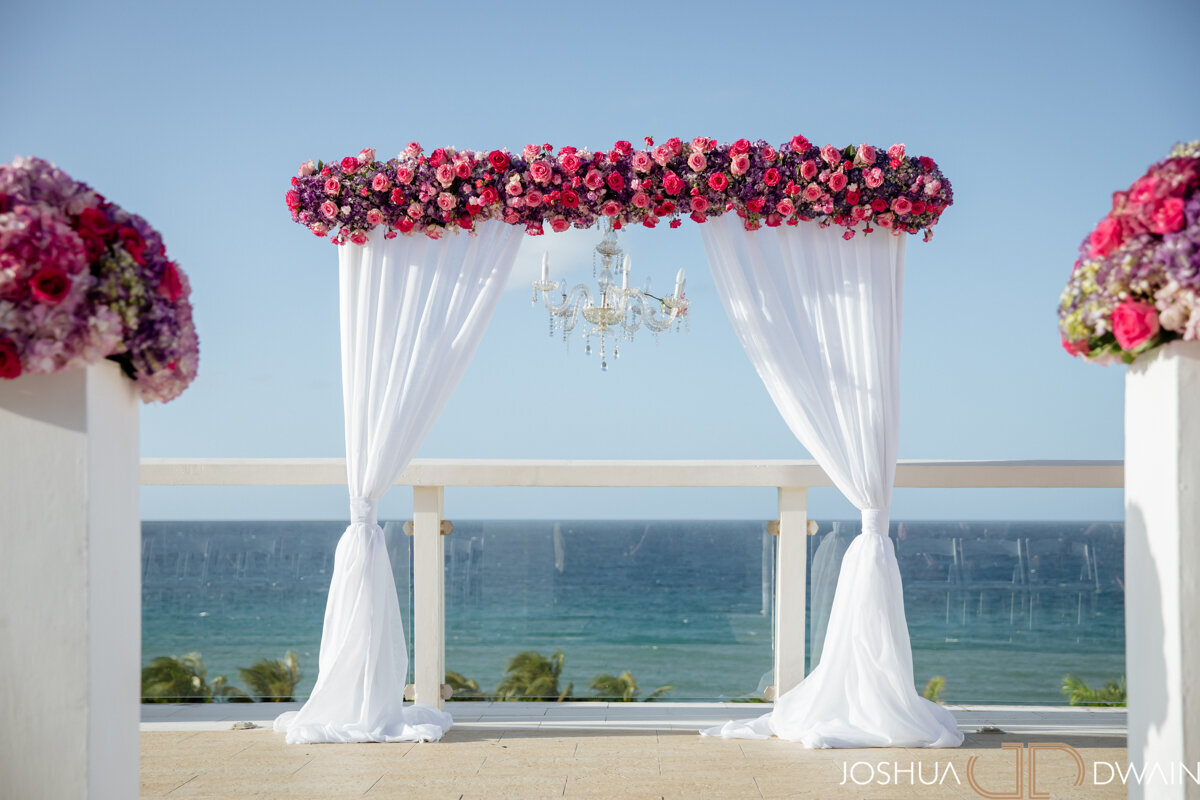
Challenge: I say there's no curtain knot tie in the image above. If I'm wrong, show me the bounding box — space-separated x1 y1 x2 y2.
350 497 378 526
861 508 890 537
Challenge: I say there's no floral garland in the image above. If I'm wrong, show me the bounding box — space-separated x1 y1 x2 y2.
286 136 953 245
1059 142 1200 364
0 157 198 402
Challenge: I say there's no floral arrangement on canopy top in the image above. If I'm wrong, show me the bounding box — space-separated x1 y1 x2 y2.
0 157 199 402
285 136 953 244
1059 141 1200 364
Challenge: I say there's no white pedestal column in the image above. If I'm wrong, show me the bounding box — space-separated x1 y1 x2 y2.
1125 340 1200 800
0 362 140 800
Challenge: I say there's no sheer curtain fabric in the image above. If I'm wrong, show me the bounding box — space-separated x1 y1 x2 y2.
275 222 522 743
700 214 962 748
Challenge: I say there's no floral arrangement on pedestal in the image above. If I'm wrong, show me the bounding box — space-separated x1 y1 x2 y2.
286 136 952 245
1059 142 1200 364
0 157 198 401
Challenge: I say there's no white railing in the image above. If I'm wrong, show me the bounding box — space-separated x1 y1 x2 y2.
141 458 1123 708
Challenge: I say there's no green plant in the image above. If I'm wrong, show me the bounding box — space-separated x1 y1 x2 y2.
141 653 249 703
446 670 484 699
496 650 573 701
1061 674 1126 706
589 671 674 702
922 676 947 704
238 651 302 702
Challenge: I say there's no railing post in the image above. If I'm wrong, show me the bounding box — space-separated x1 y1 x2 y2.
774 487 808 698
412 485 445 709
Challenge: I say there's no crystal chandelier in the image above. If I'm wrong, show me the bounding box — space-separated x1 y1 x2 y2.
531 219 689 370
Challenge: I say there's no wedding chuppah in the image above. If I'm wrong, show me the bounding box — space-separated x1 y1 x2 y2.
280 135 962 749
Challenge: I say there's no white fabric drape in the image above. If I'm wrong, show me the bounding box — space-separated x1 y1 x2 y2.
275 222 522 743
699 214 962 748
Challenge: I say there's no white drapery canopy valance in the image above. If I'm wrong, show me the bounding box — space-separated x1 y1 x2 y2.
275 222 522 743
700 215 962 748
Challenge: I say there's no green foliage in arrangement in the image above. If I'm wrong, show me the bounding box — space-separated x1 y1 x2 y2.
1061 674 1126 706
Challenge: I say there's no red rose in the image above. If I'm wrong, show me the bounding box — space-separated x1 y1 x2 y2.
76 207 115 237
549 217 570 233
871 198 888 212
428 148 446 167
918 156 936 172
480 186 500 204
1088 217 1124 259
285 190 301 210
663 173 685 196
659 200 676 215
789 135 810 153
0 337 21 379
559 189 579 208
340 156 360 172
845 191 861 206
29 266 71 305
614 140 633 155
911 200 926 215
731 138 751 155
708 173 729 192
0 193 10 214
397 219 415 233
1150 197 1185 234
746 197 765 213
458 214 472 230
487 150 510 172
157 261 184 303
606 171 625 191
763 168 780 186
1061 335 1090 357
1112 300 1160 351
118 226 147 265
391 188 406 204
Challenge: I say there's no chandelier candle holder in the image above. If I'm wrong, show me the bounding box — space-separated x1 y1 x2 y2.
531 219 689 370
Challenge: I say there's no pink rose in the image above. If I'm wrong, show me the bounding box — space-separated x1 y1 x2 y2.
924 179 942 196
309 221 329 237
583 170 604 190
529 161 553 184
350 231 369 245
1151 197 1185 234
800 160 819 180
403 142 422 158
631 152 653 172
708 172 729 192
340 156 360 172
856 144 877 165
601 200 621 216
396 167 414 185
1129 176 1159 207
730 138 751 155
560 153 582 173
801 184 823 202
1112 300 1160 350
407 202 423 219
358 148 376 164
652 145 672 166
436 164 455 187
549 217 570 233
762 145 777 162
789 135 810 153
863 167 884 189
632 191 650 209
667 137 683 155
820 145 841 165
842 229 855 240
828 172 848 193
285 189 301 209
688 152 707 172
505 179 523 196
366 209 383 226
691 136 710 153
525 189 543 207
324 178 341 195
1088 217 1124 258
298 161 316 177
690 195 709 213
320 200 339 219
522 144 540 161
455 159 472 179
1061 335 1090 357
730 154 750 176
777 198 795 216
480 186 499 204
891 197 913 215
887 143 906 160
437 192 456 211
372 173 390 192
877 212 894 228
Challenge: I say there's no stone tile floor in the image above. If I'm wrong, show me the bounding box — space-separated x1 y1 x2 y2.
142 702 1128 799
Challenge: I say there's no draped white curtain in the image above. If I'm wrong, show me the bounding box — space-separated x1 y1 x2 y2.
699 214 962 748
275 222 523 743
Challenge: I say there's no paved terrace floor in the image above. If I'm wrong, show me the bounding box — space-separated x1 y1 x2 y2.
142 702 1128 799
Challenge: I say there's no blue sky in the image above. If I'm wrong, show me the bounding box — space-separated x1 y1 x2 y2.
5 0 1197 522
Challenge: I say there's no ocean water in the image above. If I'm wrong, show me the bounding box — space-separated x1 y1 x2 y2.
141 519 1125 704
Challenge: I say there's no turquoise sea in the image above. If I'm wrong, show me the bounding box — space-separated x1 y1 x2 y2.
141 519 1125 704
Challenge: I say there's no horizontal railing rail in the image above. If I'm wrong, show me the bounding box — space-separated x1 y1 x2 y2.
141 458 1124 488
139 458 1123 709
